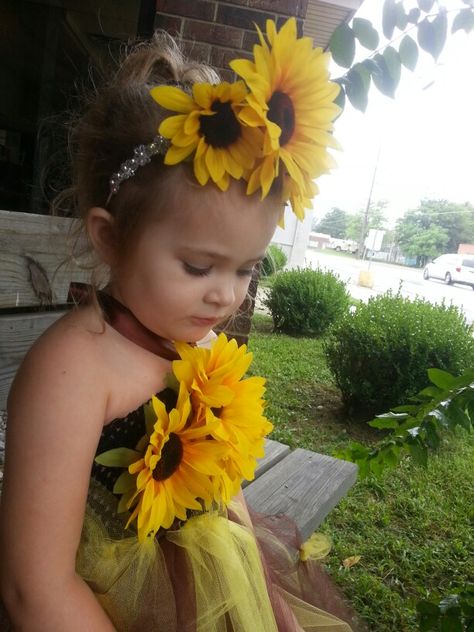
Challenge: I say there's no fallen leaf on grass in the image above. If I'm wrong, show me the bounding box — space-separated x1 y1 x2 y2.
342 555 361 568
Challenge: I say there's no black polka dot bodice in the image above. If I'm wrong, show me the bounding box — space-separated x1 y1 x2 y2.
91 403 147 492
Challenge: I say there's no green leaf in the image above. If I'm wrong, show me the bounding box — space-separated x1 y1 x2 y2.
399 34 419 71
417 11 448 60
369 416 402 430
346 66 370 112
418 385 442 399
424 420 441 449
352 17 379 50
383 0 398 39
417 599 441 615
95 447 142 467
113 470 136 494
440 616 463 632
395 2 408 30
329 23 356 68
372 54 396 97
408 7 421 24
448 401 472 431
418 0 434 11
452 8 474 33
383 46 402 91
333 80 346 110
428 368 457 390
407 436 428 467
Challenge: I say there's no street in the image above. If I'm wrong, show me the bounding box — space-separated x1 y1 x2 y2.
305 249 474 325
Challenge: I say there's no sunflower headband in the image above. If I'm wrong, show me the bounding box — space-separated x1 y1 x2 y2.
108 18 341 220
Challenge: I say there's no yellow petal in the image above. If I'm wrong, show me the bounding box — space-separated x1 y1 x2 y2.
159 114 187 138
205 145 225 183
192 83 214 108
150 86 195 113
193 155 210 186
164 143 196 165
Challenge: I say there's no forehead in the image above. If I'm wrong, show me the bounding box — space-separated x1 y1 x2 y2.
154 177 281 259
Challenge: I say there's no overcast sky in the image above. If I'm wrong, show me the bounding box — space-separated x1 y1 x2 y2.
313 0 474 227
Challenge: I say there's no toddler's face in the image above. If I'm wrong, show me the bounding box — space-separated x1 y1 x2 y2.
108 179 280 342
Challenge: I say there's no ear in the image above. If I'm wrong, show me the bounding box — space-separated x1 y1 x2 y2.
86 207 117 266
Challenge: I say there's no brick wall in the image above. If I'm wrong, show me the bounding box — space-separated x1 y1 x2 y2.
155 0 309 80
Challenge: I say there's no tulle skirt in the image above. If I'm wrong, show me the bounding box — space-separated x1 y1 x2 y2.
74 480 354 632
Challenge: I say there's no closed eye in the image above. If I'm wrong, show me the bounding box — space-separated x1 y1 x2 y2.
237 267 255 277
183 262 211 276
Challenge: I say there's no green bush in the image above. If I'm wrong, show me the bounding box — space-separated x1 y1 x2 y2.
324 292 474 420
260 244 287 277
264 267 350 336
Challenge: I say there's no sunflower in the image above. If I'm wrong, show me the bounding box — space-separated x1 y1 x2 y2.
173 333 254 411
96 383 227 541
150 81 262 191
230 18 341 218
173 334 273 489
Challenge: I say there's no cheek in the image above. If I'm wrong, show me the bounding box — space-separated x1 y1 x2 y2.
235 277 252 306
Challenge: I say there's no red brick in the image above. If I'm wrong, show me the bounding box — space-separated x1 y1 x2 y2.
223 0 249 6
182 40 211 63
209 45 251 69
246 0 308 19
219 68 235 82
242 30 260 51
183 19 243 48
156 0 216 21
217 5 274 30
154 13 182 35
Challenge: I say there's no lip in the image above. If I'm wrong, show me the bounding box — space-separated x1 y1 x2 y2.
190 316 221 326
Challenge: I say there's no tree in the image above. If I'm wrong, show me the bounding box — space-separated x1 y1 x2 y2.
313 207 348 237
329 1 474 113
395 198 474 263
346 200 388 241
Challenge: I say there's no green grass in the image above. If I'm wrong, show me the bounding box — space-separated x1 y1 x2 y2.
249 313 474 632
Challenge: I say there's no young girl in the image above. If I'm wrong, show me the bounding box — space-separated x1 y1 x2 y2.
0 20 355 632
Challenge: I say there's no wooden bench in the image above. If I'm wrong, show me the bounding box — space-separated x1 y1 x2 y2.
0 209 358 540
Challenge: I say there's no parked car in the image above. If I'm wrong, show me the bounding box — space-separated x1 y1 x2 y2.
423 254 474 289
327 238 358 254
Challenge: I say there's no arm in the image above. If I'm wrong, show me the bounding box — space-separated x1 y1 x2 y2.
0 326 116 631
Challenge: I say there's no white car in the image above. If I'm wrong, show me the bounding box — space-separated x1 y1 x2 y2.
423 254 474 289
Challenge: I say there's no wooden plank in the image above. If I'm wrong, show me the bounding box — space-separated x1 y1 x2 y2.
243 438 290 488
0 311 66 408
244 448 358 540
0 210 104 309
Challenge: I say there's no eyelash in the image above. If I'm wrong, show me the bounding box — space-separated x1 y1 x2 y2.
183 262 255 278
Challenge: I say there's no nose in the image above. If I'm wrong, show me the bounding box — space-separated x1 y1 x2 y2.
204 276 236 308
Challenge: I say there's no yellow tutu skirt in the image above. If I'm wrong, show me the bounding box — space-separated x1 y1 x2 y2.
75 481 354 632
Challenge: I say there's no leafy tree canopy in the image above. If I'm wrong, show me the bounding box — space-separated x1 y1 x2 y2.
346 200 388 241
313 207 348 237
396 198 474 259
330 0 474 113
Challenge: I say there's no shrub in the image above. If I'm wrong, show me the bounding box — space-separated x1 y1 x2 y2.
324 292 474 420
264 267 350 336
260 244 287 277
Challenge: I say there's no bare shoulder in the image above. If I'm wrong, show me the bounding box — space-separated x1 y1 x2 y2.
8 305 110 420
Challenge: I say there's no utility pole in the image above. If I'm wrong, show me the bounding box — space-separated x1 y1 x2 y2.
358 143 382 259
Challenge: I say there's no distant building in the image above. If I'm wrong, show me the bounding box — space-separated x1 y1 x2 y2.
458 244 474 254
309 232 331 249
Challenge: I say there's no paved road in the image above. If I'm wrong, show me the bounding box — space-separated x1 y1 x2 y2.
305 249 474 325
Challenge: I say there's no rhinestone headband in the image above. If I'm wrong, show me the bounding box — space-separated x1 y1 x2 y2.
106 135 169 205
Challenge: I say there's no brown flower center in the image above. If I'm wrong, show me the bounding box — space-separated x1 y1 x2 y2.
267 91 295 146
199 99 242 148
152 433 183 481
